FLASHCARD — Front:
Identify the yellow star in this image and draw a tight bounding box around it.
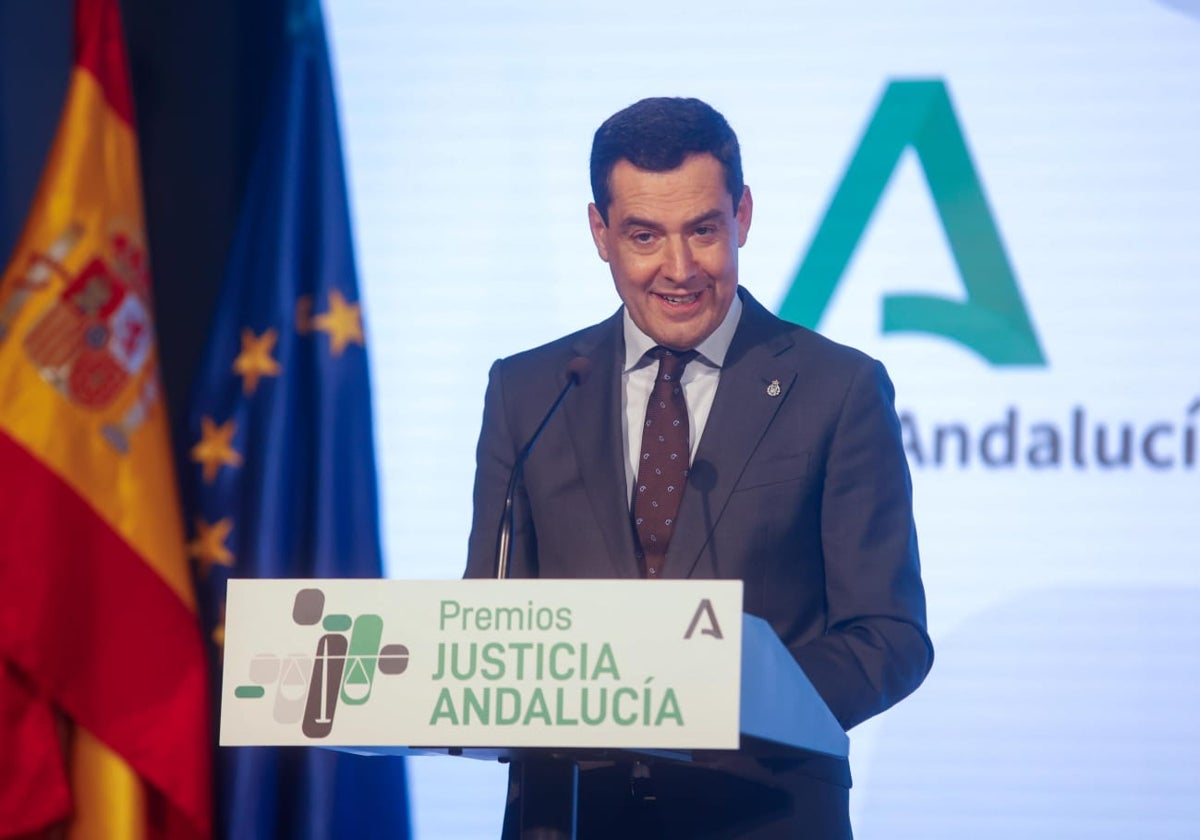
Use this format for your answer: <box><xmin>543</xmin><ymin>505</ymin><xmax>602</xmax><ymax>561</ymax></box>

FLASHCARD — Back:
<box><xmin>188</xmin><ymin>516</ymin><xmax>235</xmax><ymax>577</ymax></box>
<box><xmin>212</xmin><ymin>604</ymin><xmax>226</xmax><ymax>650</ymax></box>
<box><xmin>312</xmin><ymin>290</ymin><xmax>364</xmax><ymax>357</ymax></box>
<box><xmin>232</xmin><ymin>328</ymin><xmax>282</xmax><ymax>395</ymax></box>
<box><xmin>190</xmin><ymin>416</ymin><xmax>243</xmax><ymax>483</ymax></box>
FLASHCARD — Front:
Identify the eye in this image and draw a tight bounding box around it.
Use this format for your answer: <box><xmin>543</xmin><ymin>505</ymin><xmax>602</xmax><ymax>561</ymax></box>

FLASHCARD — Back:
<box><xmin>631</xmin><ymin>231</ymin><xmax>656</xmax><ymax>246</ymax></box>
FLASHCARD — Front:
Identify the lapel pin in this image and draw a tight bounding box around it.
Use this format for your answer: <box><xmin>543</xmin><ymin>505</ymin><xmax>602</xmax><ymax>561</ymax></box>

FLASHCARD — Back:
<box><xmin>766</xmin><ymin>379</ymin><xmax>781</xmax><ymax>398</ymax></box>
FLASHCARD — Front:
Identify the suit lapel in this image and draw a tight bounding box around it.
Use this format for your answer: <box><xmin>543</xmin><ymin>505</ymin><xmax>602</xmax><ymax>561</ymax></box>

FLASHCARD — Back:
<box><xmin>564</xmin><ymin>311</ymin><xmax>641</xmax><ymax>577</ymax></box>
<box><xmin>666</xmin><ymin>291</ymin><xmax>797</xmax><ymax>579</ymax></box>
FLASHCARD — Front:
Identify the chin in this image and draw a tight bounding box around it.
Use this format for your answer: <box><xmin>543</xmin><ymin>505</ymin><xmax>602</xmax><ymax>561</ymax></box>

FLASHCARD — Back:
<box><xmin>656</xmin><ymin>327</ymin><xmax>707</xmax><ymax>351</ymax></box>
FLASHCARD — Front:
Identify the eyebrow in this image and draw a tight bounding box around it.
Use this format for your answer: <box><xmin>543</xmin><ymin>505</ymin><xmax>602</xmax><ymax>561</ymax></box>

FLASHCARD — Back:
<box><xmin>619</xmin><ymin>209</ymin><xmax>725</xmax><ymax>231</ymax></box>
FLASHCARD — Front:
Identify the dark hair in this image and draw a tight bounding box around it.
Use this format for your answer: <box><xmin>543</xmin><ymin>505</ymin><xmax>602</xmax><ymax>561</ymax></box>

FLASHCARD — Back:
<box><xmin>589</xmin><ymin>97</ymin><xmax>743</xmax><ymax>224</ymax></box>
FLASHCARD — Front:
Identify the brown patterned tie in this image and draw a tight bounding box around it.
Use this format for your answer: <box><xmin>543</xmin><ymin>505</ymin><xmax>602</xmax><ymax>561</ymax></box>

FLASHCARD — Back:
<box><xmin>632</xmin><ymin>347</ymin><xmax>696</xmax><ymax>578</ymax></box>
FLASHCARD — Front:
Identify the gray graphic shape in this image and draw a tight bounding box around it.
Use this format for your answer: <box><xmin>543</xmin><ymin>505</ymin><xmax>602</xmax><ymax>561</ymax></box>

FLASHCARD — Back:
<box><xmin>378</xmin><ymin>643</ymin><xmax>409</xmax><ymax>675</ymax></box>
<box><xmin>272</xmin><ymin>654</ymin><xmax>312</xmax><ymax>724</ymax></box>
<box><xmin>293</xmin><ymin>588</ymin><xmax>325</xmax><ymax>624</ymax></box>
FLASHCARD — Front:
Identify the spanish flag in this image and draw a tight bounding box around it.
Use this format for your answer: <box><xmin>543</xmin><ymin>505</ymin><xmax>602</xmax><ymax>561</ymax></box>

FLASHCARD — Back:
<box><xmin>0</xmin><ymin>0</ymin><xmax>211</xmax><ymax>837</ymax></box>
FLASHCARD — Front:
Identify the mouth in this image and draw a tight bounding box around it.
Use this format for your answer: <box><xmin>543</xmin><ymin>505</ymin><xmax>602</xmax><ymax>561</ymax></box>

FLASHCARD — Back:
<box><xmin>655</xmin><ymin>291</ymin><xmax>701</xmax><ymax>306</ymax></box>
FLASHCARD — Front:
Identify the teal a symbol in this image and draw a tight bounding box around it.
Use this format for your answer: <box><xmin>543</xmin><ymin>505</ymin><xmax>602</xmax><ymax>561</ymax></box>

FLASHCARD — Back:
<box><xmin>778</xmin><ymin>80</ymin><xmax>1047</xmax><ymax>366</ymax></box>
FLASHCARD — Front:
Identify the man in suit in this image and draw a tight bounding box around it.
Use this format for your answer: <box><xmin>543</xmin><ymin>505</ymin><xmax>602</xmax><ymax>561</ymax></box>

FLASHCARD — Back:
<box><xmin>465</xmin><ymin>97</ymin><xmax>932</xmax><ymax>838</ymax></box>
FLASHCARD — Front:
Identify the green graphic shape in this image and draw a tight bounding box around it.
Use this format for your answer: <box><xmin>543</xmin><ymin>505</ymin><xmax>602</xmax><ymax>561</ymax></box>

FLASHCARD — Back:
<box><xmin>323</xmin><ymin>613</ymin><xmax>353</xmax><ymax>632</ymax></box>
<box><xmin>340</xmin><ymin>614</ymin><xmax>384</xmax><ymax>706</ymax></box>
<box><xmin>777</xmin><ymin>79</ymin><xmax>1046</xmax><ymax>366</ymax></box>
<box><xmin>234</xmin><ymin>685</ymin><xmax>266</xmax><ymax>699</ymax></box>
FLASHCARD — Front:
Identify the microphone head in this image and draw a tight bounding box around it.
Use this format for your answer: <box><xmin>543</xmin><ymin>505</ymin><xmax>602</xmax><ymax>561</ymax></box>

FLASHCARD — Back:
<box><xmin>565</xmin><ymin>356</ymin><xmax>592</xmax><ymax>385</ymax></box>
<box><xmin>688</xmin><ymin>458</ymin><xmax>718</xmax><ymax>492</ymax></box>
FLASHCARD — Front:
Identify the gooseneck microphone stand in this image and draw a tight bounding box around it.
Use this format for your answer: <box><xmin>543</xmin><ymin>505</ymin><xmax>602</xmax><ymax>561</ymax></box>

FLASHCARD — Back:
<box><xmin>492</xmin><ymin>357</ymin><xmax>591</xmax><ymax>839</ymax></box>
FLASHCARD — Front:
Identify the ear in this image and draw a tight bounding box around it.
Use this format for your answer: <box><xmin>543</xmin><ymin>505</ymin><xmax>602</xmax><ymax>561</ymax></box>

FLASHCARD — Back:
<box><xmin>735</xmin><ymin>186</ymin><xmax>753</xmax><ymax>247</ymax></box>
<box><xmin>587</xmin><ymin>203</ymin><xmax>611</xmax><ymax>263</ymax></box>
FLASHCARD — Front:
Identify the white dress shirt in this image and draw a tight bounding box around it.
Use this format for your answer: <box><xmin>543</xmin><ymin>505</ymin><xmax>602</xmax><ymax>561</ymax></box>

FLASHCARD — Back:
<box><xmin>620</xmin><ymin>293</ymin><xmax>743</xmax><ymax>504</ymax></box>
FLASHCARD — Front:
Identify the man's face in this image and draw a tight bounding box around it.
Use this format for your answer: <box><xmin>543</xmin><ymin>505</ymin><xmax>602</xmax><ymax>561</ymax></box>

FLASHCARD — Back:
<box><xmin>588</xmin><ymin>153</ymin><xmax>752</xmax><ymax>351</ymax></box>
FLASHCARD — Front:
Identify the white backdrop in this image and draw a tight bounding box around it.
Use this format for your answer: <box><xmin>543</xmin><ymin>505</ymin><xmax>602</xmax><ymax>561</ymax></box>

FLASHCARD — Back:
<box><xmin>324</xmin><ymin>1</ymin><xmax>1200</xmax><ymax>836</ymax></box>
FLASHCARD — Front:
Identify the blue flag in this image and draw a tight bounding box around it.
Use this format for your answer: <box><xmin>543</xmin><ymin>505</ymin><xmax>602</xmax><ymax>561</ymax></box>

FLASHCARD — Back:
<box><xmin>181</xmin><ymin>1</ymin><xmax>411</xmax><ymax>837</ymax></box>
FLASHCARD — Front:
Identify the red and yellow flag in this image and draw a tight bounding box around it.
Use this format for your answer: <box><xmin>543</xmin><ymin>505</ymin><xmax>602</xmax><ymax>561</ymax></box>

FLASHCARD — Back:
<box><xmin>0</xmin><ymin>1</ymin><xmax>211</xmax><ymax>837</ymax></box>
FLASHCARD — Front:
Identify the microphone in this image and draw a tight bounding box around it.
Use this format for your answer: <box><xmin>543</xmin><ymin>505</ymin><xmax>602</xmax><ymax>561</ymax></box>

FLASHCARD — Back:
<box><xmin>495</xmin><ymin>357</ymin><xmax>592</xmax><ymax>579</ymax></box>
<box><xmin>687</xmin><ymin>458</ymin><xmax>720</xmax><ymax>574</ymax></box>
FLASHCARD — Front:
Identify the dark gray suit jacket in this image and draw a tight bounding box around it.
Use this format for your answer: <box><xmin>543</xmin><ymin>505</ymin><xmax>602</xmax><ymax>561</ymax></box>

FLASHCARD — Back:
<box><xmin>465</xmin><ymin>288</ymin><xmax>932</xmax><ymax>837</ymax></box>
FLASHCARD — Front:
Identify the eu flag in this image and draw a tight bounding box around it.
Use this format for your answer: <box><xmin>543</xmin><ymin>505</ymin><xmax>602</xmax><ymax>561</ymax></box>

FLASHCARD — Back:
<box><xmin>180</xmin><ymin>1</ymin><xmax>411</xmax><ymax>837</ymax></box>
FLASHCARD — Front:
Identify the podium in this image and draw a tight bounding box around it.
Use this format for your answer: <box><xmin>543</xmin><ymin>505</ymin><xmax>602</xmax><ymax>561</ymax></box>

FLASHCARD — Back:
<box><xmin>220</xmin><ymin>579</ymin><xmax>847</xmax><ymax>837</ymax></box>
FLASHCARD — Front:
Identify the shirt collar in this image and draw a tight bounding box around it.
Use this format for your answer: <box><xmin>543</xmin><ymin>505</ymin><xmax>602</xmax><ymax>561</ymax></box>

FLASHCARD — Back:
<box><xmin>622</xmin><ymin>291</ymin><xmax>743</xmax><ymax>373</ymax></box>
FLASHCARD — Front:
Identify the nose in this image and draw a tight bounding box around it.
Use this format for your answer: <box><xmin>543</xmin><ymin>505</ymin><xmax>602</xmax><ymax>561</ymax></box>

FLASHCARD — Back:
<box><xmin>662</xmin><ymin>237</ymin><xmax>697</xmax><ymax>283</ymax></box>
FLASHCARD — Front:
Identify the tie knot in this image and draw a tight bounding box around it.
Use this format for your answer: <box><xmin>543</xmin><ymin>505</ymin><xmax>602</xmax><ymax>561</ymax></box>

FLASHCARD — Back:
<box><xmin>651</xmin><ymin>347</ymin><xmax>697</xmax><ymax>381</ymax></box>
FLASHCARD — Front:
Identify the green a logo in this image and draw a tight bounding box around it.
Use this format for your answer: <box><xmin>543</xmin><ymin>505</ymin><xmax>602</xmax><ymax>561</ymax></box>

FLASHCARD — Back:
<box><xmin>778</xmin><ymin>80</ymin><xmax>1046</xmax><ymax>366</ymax></box>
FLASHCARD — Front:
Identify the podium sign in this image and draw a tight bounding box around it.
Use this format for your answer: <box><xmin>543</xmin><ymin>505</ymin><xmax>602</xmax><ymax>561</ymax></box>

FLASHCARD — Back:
<box><xmin>220</xmin><ymin>579</ymin><xmax>743</xmax><ymax>750</ymax></box>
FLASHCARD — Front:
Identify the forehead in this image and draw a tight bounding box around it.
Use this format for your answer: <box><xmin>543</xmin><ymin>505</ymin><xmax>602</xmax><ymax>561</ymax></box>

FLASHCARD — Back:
<box><xmin>607</xmin><ymin>154</ymin><xmax>733</xmax><ymax>223</ymax></box>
